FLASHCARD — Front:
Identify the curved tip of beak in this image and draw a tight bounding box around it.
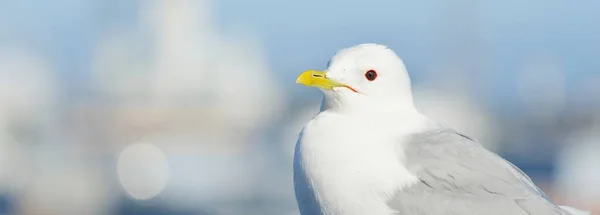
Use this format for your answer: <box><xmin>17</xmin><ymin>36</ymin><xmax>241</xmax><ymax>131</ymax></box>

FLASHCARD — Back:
<box><xmin>296</xmin><ymin>70</ymin><xmax>325</xmax><ymax>86</ymax></box>
<box><xmin>295</xmin><ymin>70</ymin><xmax>357</xmax><ymax>93</ymax></box>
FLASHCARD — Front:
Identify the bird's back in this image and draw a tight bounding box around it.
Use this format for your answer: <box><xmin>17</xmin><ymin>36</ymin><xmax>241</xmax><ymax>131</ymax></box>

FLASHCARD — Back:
<box><xmin>388</xmin><ymin>129</ymin><xmax>574</xmax><ymax>215</ymax></box>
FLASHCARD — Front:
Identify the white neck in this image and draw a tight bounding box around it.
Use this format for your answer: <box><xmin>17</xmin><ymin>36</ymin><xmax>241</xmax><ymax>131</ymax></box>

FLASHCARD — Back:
<box><xmin>296</xmin><ymin>96</ymin><xmax>433</xmax><ymax>215</ymax></box>
<box><xmin>320</xmin><ymin>89</ymin><xmax>418</xmax><ymax>116</ymax></box>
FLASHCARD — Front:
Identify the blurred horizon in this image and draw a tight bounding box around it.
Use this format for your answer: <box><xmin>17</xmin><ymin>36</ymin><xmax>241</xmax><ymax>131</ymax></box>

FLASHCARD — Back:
<box><xmin>0</xmin><ymin>0</ymin><xmax>599</xmax><ymax>214</ymax></box>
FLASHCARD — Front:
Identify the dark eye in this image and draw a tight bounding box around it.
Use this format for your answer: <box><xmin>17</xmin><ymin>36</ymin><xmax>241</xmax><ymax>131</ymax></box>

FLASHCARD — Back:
<box><xmin>365</xmin><ymin>70</ymin><xmax>377</xmax><ymax>81</ymax></box>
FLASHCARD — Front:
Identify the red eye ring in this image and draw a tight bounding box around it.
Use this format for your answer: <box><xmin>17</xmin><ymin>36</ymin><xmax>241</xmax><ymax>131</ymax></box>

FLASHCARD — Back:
<box><xmin>365</xmin><ymin>70</ymin><xmax>377</xmax><ymax>81</ymax></box>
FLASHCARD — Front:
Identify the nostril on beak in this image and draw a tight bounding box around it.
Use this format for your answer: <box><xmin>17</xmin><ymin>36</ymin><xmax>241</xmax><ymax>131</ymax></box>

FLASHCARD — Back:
<box><xmin>312</xmin><ymin>74</ymin><xmax>323</xmax><ymax>78</ymax></box>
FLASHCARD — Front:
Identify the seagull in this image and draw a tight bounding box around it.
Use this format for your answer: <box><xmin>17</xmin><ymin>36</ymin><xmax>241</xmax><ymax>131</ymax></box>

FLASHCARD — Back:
<box><xmin>293</xmin><ymin>43</ymin><xmax>590</xmax><ymax>215</ymax></box>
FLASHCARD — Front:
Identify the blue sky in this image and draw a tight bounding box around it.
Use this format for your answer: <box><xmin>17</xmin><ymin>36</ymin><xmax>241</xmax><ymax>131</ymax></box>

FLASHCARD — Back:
<box><xmin>2</xmin><ymin>0</ymin><xmax>599</xmax><ymax>106</ymax></box>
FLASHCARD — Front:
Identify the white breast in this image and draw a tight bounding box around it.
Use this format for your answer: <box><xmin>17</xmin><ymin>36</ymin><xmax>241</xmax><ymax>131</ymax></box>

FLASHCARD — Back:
<box><xmin>294</xmin><ymin>111</ymin><xmax>424</xmax><ymax>215</ymax></box>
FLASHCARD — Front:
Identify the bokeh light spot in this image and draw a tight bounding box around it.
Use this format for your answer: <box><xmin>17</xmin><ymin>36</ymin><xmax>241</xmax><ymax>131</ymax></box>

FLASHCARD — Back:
<box><xmin>117</xmin><ymin>143</ymin><xmax>170</xmax><ymax>200</ymax></box>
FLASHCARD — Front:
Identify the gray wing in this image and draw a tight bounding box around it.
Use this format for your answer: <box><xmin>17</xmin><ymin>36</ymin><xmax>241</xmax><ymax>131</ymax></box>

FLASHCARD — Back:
<box><xmin>388</xmin><ymin>129</ymin><xmax>572</xmax><ymax>215</ymax></box>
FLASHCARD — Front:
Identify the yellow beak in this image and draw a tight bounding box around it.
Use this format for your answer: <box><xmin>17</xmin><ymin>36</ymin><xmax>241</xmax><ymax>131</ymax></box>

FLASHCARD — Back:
<box><xmin>296</xmin><ymin>70</ymin><xmax>346</xmax><ymax>91</ymax></box>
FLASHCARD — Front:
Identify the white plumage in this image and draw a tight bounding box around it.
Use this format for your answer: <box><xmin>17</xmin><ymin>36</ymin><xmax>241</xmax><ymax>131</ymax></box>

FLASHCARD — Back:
<box><xmin>293</xmin><ymin>44</ymin><xmax>590</xmax><ymax>215</ymax></box>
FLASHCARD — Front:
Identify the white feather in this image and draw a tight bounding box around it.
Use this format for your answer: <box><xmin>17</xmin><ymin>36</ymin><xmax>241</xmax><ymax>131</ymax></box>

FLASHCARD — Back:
<box><xmin>296</xmin><ymin>110</ymin><xmax>434</xmax><ymax>215</ymax></box>
<box><xmin>293</xmin><ymin>43</ymin><xmax>590</xmax><ymax>215</ymax></box>
<box><xmin>294</xmin><ymin>44</ymin><xmax>438</xmax><ymax>215</ymax></box>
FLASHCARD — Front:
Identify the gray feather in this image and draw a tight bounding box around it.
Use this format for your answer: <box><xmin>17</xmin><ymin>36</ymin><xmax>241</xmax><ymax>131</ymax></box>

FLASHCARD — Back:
<box><xmin>388</xmin><ymin>129</ymin><xmax>575</xmax><ymax>215</ymax></box>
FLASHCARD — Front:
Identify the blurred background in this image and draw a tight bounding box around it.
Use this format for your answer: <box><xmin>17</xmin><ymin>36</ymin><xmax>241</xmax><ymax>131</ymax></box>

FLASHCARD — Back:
<box><xmin>0</xmin><ymin>0</ymin><xmax>599</xmax><ymax>214</ymax></box>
